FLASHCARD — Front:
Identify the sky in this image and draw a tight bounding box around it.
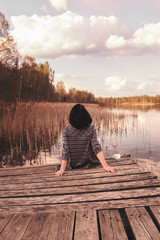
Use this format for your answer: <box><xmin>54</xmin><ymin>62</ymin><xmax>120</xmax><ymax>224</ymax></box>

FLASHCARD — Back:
<box><xmin>1</xmin><ymin>0</ymin><xmax>160</xmax><ymax>97</ymax></box>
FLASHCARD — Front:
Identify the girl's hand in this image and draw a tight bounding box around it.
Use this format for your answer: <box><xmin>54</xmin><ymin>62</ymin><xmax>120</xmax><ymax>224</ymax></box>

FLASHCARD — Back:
<box><xmin>105</xmin><ymin>166</ymin><xmax>116</xmax><ymax>173</ymax></box>
<box><xmin>54</xmin><ymin>170</ymin><xmax>64</xmax><ymax>177</ymax></box>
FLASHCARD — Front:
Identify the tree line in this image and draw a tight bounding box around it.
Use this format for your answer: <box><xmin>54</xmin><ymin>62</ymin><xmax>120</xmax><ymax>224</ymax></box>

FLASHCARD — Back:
<box><xmin>96</xmin><ymin>95</ymin><xmax>160</xmax><ymax>105</ymax></box>
<box><xmin>0</xmin><ymin>12</ymin><xmax>160</xmax><ymax>105</ymax></box>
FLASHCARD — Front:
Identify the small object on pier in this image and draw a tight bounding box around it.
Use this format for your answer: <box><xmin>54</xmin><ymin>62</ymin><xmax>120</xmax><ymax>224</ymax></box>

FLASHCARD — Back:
<box><xmin>112</xmin><ymin>153</ymin><xmax>121</xmax><ymax>159</ymax></box>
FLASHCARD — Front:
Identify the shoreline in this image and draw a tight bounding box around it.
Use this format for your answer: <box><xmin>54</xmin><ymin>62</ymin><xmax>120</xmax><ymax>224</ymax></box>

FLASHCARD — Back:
<box><xmin>120</xmin><ymin>102</ymin><xmax>159</xmax><ymax>106</ymax></box>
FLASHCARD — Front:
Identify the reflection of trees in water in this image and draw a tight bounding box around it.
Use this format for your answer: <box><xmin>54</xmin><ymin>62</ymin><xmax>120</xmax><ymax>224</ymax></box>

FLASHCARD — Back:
<box><xmin>117</xmin><ymin>104</ymin><xmax>160</xmax><ymax>112</ymax></box>
<box><xmin>0</xmin><ymin>103</ymin><xmax>138</xmax><ymax>167</ymax></box>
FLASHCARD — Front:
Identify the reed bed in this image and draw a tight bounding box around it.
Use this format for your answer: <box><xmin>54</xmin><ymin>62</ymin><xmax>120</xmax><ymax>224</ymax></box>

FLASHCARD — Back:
<box><xmin>0</xmin><ymin>102</ymin><xmax>136</xmax><ymax>167</ymax></box>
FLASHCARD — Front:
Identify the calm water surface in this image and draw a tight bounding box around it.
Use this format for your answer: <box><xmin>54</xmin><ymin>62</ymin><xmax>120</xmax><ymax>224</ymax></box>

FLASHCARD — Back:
<box><xmin>100</xmin><ymin>106</ymin><xmax>160</xmax><ymax>178</ymax></box>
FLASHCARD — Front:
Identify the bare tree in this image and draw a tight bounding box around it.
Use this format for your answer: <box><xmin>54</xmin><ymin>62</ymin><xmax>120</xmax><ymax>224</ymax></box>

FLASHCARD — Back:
<box><xmin>0</xmin><ymin>12</ymin><xmax>9</xmax><ymax>37</ymax></box>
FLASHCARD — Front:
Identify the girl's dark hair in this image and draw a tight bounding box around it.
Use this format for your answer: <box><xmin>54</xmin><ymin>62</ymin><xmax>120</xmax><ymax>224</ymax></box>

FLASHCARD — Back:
<box><xmin>69</xmin><ymin>104</ymin><xmax>92</xmax><ymax>129</ymax></box>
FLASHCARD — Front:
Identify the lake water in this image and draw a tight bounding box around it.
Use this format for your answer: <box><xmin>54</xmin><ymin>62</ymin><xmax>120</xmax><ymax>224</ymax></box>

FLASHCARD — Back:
<box><xmin>1</xmin><ymin>103</ymin><xmax>160</xmax><ymax>178</ymax></box>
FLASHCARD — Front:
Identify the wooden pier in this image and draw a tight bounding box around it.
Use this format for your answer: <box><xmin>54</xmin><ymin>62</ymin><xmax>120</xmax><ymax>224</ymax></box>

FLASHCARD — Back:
<box><xmin>0</xmin><ymin>157</ymin><xmax>160</xmax><ymax>239</ymax></box>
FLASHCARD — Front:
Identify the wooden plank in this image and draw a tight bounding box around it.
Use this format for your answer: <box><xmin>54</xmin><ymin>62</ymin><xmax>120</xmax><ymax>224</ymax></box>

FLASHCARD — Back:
<box><xmin>0</xmin><ymin>164</ymin><xmax>140</xmax><ymax>181</ymax></box>
<box><xmin>0</xmin><ymin>187</ymin><xmax>160</xmax><ymax>207</ymax></box>
<box><xmin>0</xmin><ymin>172</ymin><xmax>156</xmax><ymax>191</ymax></box>
<box><xmin>0</xmin><ymin>213</ymin><xmax>33</xmax><ymax>240</ymax></box>
<box><xmin>149</xmin><ymin>205</ymin><xmax>160</xmax><ymax>228</ymax></box>
<box><xmin>21</xmin><ymin>212</ymin><xmax>49</xmax><ymax>240</ymax></box>
<box><xmin>74</xmin><ymin>210</ymin><xmax>99</xmax><ymax>240</ymax></box>
<box><xmin>0</xmin><ymin>167</ymin><xmax>147</xmax><ymax>184</ymax></box>
<box><xmin>0</xmin><ymin>214</ymin><xmax>13</xmax><ymax>233</ymax></box>
<box><xmin>1</xmin><ymin>179</ymin><xmax>160</xmax><ymax>198</ymax></box>
<box><xmin>36</xmin><ymin>213</ymin><xmax>55</xmax><ymax>240</ymax></box>
<box><xmin>0</xmin><ymin>158</ymin><xmax>136</xmax><ymax>177</ymax></box>
<box><xmin>0</xmin><ymin>196</ymin><xmax>160</xmax><ymax>213</ymax></box>
<box><xmin>125</xmin><ymin>207</ymin><xmax>160</xmax><ymax>240</ymax></box>
<box><xmin>98</xmin><ymin>209</ymin><xmax>128</xmax><ymax>240</ymax></box>
<box><xmin>137</xmin><ymin>207</ymin><xmax>160</xmax><ymax>239</ymax></box>
<box><xmin>125</xmin><ymin>208</ymin><xmax>150</xmax><ymax>240</ymax></box>
<box><xmin>0</xmin><ymin>165</ymin><xmax>57</xmax><ymax>176</ymax></box>
<box><xmin>39</xmin><ymin>211</ymin><xmax>75</xmax><ymax>240</ymax></box>
<box><xmin>0</xmin><ymin>167</ymin><xmax>141</xmax><ymax>185</ymax></box>
<box><xmin>0</xmin><ymin>170</ymin><xmax>154</xmax><ymax>190</ymax></box>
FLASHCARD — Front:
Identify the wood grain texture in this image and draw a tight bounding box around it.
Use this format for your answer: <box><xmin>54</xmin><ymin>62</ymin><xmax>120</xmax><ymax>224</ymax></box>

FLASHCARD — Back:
<box><xmin>0</xmin><ymin>168</ymin><xmax>150</xmax><ymax>186</ymax></box>
<box><xmin>98</xmin><ymin>209</ymin><xmax>128</xmax><ymax>240</ymax></box>
<box><xmin>1</xmin><ymin>187</ymin><xmax>160</xmax><ymax>207</ymax></box>
<box><xmin>0</xmin><ymin>165</ymin><xmax>142</xmax><ymax>185</ymax></box>
<box><xmin>0</xmin><ymin>172</ymin><xmax>156</xmax><ymax>191</ymax></box>
<box><xmin>45</xmin><ymin>211</ymin><xmax>75</xmax><ymax>240</ymax></box>
<box><xmin>125</xmin><ymin>207</ymin><xmax>160</xmax><ymax>240</ymax></box>
<box><xmin>21</xmin><ymin>212</ymin><xmax>49</xmax><ymax>240</ymax></box>
<box><xmin>1</xmin><ymin>179</ymin><xmax>159</xmax><ymax>198</ymax></box>
<box><xmin>0</xmin><ymin>213</ymin><xmax>33</xmax><ymax>240</ymax></box>
<box><xmin>149</xmin><ymin>205</ymin><xmax>160</xmax><ymax>228</ymax></box>
<box><xmin>0</xmin><ymin>158</ymin><xmax>160</xmax><ymax>239</ymax></box>
<box><xmin>0</xmin><ymin>163</ymin><xmax>138</xmax><ymax>178</ymax></box>
<box><xmin>74</xmin><ymin>210</ymin><xmax>99</xmax><ymax>240</ymax></box>
<box><xmin>0</xmin><ymin>214</ymin><xmax>13</xmax><ymax>233</ymax></box>
<box><xmin>0</xmin><ymin>197</ymin><xmax>160</xmax><ymax>214</ymax></box>
<box><xmin>0</xmin><ymin>158</ymin><xmax>136</xmax><ymax>176</ymax></box>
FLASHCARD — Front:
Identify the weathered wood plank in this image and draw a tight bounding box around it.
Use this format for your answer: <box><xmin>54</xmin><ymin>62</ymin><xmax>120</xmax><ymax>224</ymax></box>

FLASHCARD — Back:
<box><xmin>74</xmin><ymin>210</ymin><xmax>99</xmax><ymax>240</ymax></box>
<box><xmin>0</xmin><ymin>170</ymin><xmax>156</xmax><ymax>190</ymax></box>
<box><xmin>21</xmin><ymin>212</ymin><xmax>49</xmax><ymax>240</ymax></box>
<box><xmin>0</xmin><ymin>158</ymin><xmax>136</xmax><ymax>177</ymax></box>
<box><xmin>0</xmin><ymin>196</ymin><xmax>160</xmax><ymax>213</ymax></box>
<box><xmin>0</xmin><ymin>187</ymin><xmax>160</xmax><ymax>206</ymax></box>
<box><xmin>125</xmin><ymin>207</ymin><xmax>160</xmax><ymax>240</ymax></box>
<box><xmin>0</xmin><ymin>172</ymin><xmax>157</xmax><ymax>191</ymax></box>
<box><xmin>0</xmin><ymin>168</ymin><xmax>146</xmax><ymax>184</ymax></box>
<box><xmin>21</xmin><ymin>211</ymin><xmax>75</xmax><ymax>240</ymax></box>
<box><xmin>0</xmin><ymin>213</ymin><xmax>33</xmax><ymax>240</ymax></box>
<box><xmin>149</xmin><ymin>205</ymin><xmax>160</xmax><ymax>228</ymax></box>
<box><xmin>0</xmin><ymin>214</ymin><xmax>13</xmax><ymax>233</ymax></box>
<box><xmin>0</xmin><ymin>164</ymin><xmax>57</xmax><ymax>175</ymax></box>
<box><xmin>125</xmin><ymin>208</ymin><xmax>150</xmax><ymax>240</ymax></box>
<box><xmin>0</xmin><ymin>164</ymin><xmax>143</xmax><ymax>183</ymax></box>
<box><xmin>36</xmin><ymin>212</ymin><xmax>55</xmax><ymax>240</ymax></box>
<box><xmin>0</xmin><ymin>164</ymin><xmax>140</xmax><ymax>181</ymax></box>
<box><xmin>98</xmin><ymin>209</ymin><xmax>128</xmax><ymax>240</ymax></box>
<box><xmin>137</xmin><ymin>207</ymin><xmax>160</xmax><ymax>239</ymax></box>
<box><xmin>40</xmin><ymin>211</ymin><xmax>75</xmax><ymax>240</ymax></box>
<box><xmin>1</xmin><ymin>179</ymin><xmax>159</xmax><ymax>198</ymax></box>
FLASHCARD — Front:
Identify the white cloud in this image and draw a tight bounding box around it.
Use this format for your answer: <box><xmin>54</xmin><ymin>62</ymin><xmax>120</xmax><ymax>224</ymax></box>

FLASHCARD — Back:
<box><xmin>105</xmin><ymin>35</ymin><xmax>126</xmax><ymax>49</ymax></box>
<box><xmin>49</xmin><ymin>0</ymin><xmax>67</xmax><ymax>10</ymax></box>
<box><xmin>10</xmin><ymin>12</ymin><xmax>130</xmax><ymax>58</ymax></box>
<box><xmin>137</xmin><ymin>77</ymin><xmax>160</xmax><ymax>95</ymax></box>
<box><xmin>132</xmin><ymin>23</ymin><xmax>160</xmax><ymax>47</ymax></box>
<box><xmin>10</xmin><ymin>11</ymin><xmax>160</xmax><ymax>59</ymax></box>
<box><xmin>105</xmin><ymin>76</ymin><xmax>127</xmax><ymax>91</ymax></box>
<box><xmin>137</xmin><ymin>82</ymin><xmax>149</xmax><ymax>90</ymax></box>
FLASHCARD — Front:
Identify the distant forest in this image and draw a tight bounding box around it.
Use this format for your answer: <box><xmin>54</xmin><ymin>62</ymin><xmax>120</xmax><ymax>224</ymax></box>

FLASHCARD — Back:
<box><xmin>1</xmin><ymin>12</ymin><xmax>160</xmax><ymax>105</ymax></box>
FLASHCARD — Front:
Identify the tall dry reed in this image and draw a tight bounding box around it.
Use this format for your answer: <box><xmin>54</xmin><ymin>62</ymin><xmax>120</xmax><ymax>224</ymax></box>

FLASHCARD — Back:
<box><xmin>0</xmin><ymin>102</ymin><xmax>136</xmax><ymax>166</ymax></box>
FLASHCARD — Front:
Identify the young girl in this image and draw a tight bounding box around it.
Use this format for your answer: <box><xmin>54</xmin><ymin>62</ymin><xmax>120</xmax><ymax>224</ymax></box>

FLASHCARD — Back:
<box><xmin>55</xmin><ymin>104</ymin><xmax>116</xmax><ymax>177</ymax></box>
